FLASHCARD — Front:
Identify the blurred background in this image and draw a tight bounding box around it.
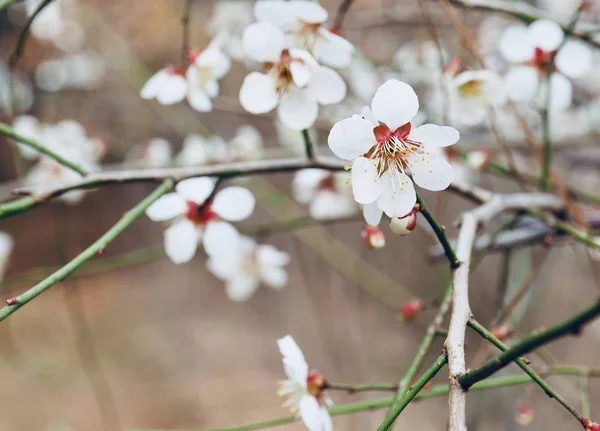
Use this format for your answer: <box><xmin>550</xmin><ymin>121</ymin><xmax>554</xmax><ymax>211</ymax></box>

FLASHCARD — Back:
<box><xmin>0</xmin><ymin>0</ymin><xmax>599</xmax><ymax>430</ymax></box>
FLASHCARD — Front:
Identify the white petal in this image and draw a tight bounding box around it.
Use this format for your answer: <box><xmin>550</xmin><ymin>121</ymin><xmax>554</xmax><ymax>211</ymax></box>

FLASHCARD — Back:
<box><xmin>164</xmin><ymin>220</ymin><xmax>199</xmax><ymax>264</ymax></box>
<box><xmin>504</xmin><ymin>66</ymin><xmax>540</xmax><ymax>103</ymax></box>
<box><xmin>376</xmin><ymin>173</ymin><xmax>416</xmax><ymax>218</ymax></box>
<box><xmin>187</xmin><ymin>88</ymin><xmax>213</xmax><ymax>112</ymax></box>
<box><xmin>409</xmin><ymin>124</ymin><xmax>460</xmax><ymax>148</ymax></box>
<box><xmin>207</xmin><ymin>254</ymin><xmax>238</xmax><ymax>280</ymax></box>
<box><xmin>176</xmin><ymin>177</ymin><xmax>215</xmax><ymax>204</ymax></box>
<box><xmin>257</xmin><ymin>245</ymin><xmax>291</xmax><ymax>266</ymax></box>
<box><xmin>212</xmin><ymin>186</ymin><xmax>255</xmax><ymax>221</ymax></box>
<box><xmin>313</xmin><ymin>29</ymin><xmax>354</xmax><ymax>68</ymax></box>
<box><xmin>146</xmin><ymin>193</ymin><xmax>187</xmax><ymax>221</ymax></box>
<box><xmin>140</xmin><ymin>69</ymin><xmax>168</xmax><ymax>99</ymax></box>
<box><xmin>288</xmin><ymin>1</ymin><xmax>328</xmax><ymax>23</ymax></box>
<box><xmin>320</xmin><ymin>406</ymin><xmax>333</xmax><ymax>431</ymax></box>
<box><xmin>261</xmin><ymin>265</ymin><xmax>288</xmax><ymax>289</ymax></box>
<box><xmin>360</xmin><ymin>106</ymin><xmax>378</xmax><ymax>126</ymax></box>
<box><xmin>528</xmin><ymin>19</ymin><xmax>563</xmax><ymax>52</ymax></box>
<box><xmin>306</xmin><ymin>66</ymin><xmax>347</xmax><ymax>105</ymax></box>
<box><xmin>203</xmin><ymin>221</ymin><xmax>240</xmax><ymax>256</ymax></box>
<box><xmin>299</xmin><ymin>395</ymin><xmax>324</xmax><ymax>431</ymax></box>
<box><xmin>547</xmin><ymin>72</ymin><xmax>573</xmax><ymax>111</ymax></box>
<box><xmin>309</xmin><ymin>191</ymin><xmax>357</xmax><ymax>220</ymax></box>
<box><xmin>290</xmin><ymin>60</ymin><xmax>312</xmax><ymax>88</ymax></box>
<box><xmin>277</xmin><ymin>335</ymin><xmax>309</xmax><ymax>384</ymax></box>
<box><xmin>498</xmin><ymin>26</ymin><xmax>534</xmax><ymax>63</ymax></box>
<box><xmin>254</xmin><ymin>0</ymin><xmax>294</xmax><ymax>27</ymax></box>
<box><xmin>157</xmin><ymin>74</ymin><xmax>188</xmax><ymax>105</ymax></box>
<box><xmin>277</xmin><ymin>90</ymin><xmax>318</xmax><ymax>130</ymax></box>
<box><xmin>292</xmin><ymin>169</ymin><xmax>329</xmax><ymax>203</ymax></box>
<box><xmin>371</xmin><ymin>79</ymin><xmax>419</xmax><ymax>130</ymax></box>
<box><xmin>242</xmin><ymin>21</ymin><xmax>285</xmax><ymax>63</ymax></box>
<box><xmin>240</xmin><ymin>72</ymin><xmax>279</xmax><ymax>114</ymax></box>
<box><xmin>363</xmin><ymin>202</ymin><xmax>383</xmax><ymax>226</ymax></box>
<box><xmin>327</xmin><ymin>116</ymin><xmax>377</xmax><ymax>160</ymax></box>
<box><xmin>195</xmin><ymin>48</ymin><xmax>231</xmax><ymax>79</ymax></box>
<box><xmin>351</xmin><ymin>157</ymin><xmax>382</xmax><ymax>204</ymax></box>
<box><xmin>555</xmin><ymin>40</ymin><xmax>592</xmax><ymax>79</ymax></box>
<box><xmin>226</xmin><ymin>274</ymin><xmax>260</xmax><ymax>302</ymax></box>
<box><xmin>409</xmin><ymin>156</ymin><xmax>454</xmax><ymax>191</ymax></box>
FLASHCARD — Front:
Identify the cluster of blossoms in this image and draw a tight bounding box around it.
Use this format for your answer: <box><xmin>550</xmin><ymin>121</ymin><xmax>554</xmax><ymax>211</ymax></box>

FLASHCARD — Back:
<box><xmin>12</xmin><ymin>116</ymin><xmax>105</xmax><ymax>204</ymax></box>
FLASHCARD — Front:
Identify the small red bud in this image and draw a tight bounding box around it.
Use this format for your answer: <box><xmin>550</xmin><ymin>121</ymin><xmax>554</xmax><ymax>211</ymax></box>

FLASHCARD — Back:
<box><xmin>5</xmin><ymin>297</ymin><xmax>18</xmax><ymax>305</ymax></box>
<box><xmin>399</xmin><ymin>299</ymin><xmax>424</xmax><ymax>321</ymax></box>
<box><xmin>515</xmin><ymin>402</ymin><xmax>534</xmax><ymax>426</ymax></box>
<box><xmin>490</xmin><ymin>324</ymin><xmax>514</xmax><ymax>341</ymax></box>
<box><xmin>584</xmin><ymin>419</ymin><xmax>600</xmax><ymax>431</ymax></box>
<box><xmin>390</xmin><ymin>208</ymin><xmax>418</xmax><ymax>236</ymax></box>
<box><xmin>97</xmin><ymin>248</ymin><xmax>104</xmax><ymax>255</ymax></box>
<box><xmin>361</xmin><ymin>225</ymin><xmax>385</xmax><ymax>249</ymax></box>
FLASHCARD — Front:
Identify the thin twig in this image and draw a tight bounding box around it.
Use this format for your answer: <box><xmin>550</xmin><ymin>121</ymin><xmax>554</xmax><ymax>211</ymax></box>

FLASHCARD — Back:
<box><xmin>417</xmin><ymin>193</ymin><xmax>461</xmax><ymax>268</ymax></box>
<box><xmin>301</xmin><ymin>129</ymin><xmax>316</xmax><ymax>160</ymax></box>
<box><xmin>332</xmin><ymin>0</ymin><xmax>356</xmax><ymax>30</ymax></box>
<box><xmin>181</xmin><ymin>0</ymin><xmax>193</xmax><ymax>62</ymax></box>
<box><xmin>9</xmin><ymin>0</ymin><xmax>55</xmax><ymax>68</ymax></box>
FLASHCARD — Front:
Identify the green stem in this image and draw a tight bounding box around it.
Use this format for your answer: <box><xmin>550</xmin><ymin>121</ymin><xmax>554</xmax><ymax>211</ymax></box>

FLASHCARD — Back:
<box><xmin>325</xmin><ymin>382</ymin><xmax>398</xmax><ymax>392</ymax></box>
<box><xmin>0</xmin><ymin>0</ymin><xmax>18</xmax><ymax>12</ymax></box>
<box><xmin>540</xmin><ymin>76</ymin><xmax>552</xmax><ymax>190</ymax></box>
<box><xmin>0</xmin><ymin>196</ymin><xmax>36</xmax><ymax>219</ymax></box>
<box><xmin>0</xmin><ymin>180</ymin><xmax>174</xmax><ymax>322</ymax></box>
<box><xmin>527</xmin><ymin>209</ymin><xmax>600</xmax><ymax>252</ymax></box>
<box><xmin>580</xmin><ymin>375</ymin><xmax>590</xmax><ymax>418</ymax></box>
<box><xmin>417</xmin><ymin>193</ymin><xmax>460</xmax><ymax>268</ymax></box>
<box><xmin>301</xmin><ymin>129</ymin><xmax>315</xmax><ymax>160</ymax></box>
<box><xmin>376</xmin><ymin>353</ymin><xmax>448</xmax><ymax>431</ymax></box>
<box><xmin>0</xmin><ymin>123</ymin><xmax>88</xmax><ymax>175</ymax></box>
<box><xmin>466</xmin><ymin>318</ymin><xmax>589</xmax><ymax>424</ymax></box>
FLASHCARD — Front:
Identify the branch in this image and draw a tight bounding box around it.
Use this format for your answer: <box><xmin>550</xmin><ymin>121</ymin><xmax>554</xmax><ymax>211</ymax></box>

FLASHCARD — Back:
<box><xmin>181</xmin><ymin>0</ymin><xmax>193</xmax><ymax>62</ymax></box>
<box><xmin>462</xmin><ymin>304</ymin><xmax>600</xmax><ymax>388</ymax></box>
<box><xmin>0</xmin><ymin>123</ymin><xmax>89</xmax><ymax>176</ymax></box>
<box><xmin>0</xmin><ymin>179</ymin><xmax>174</xmax><ymax>322</ymax></box>
<box><xmin>301</xmin><ymin>129</ymin><xmax>316</xmax><ymax>160</ymax></box>
<box><xmin>417</xmin><ymin>193</ymin><xmax>461</xmax><ymax>268</ymax></box>
<box><xmin>9</xmin><ymin>0</ymin><xmax>56</xmax><ymax>68</ymax></box>
<box><xmin>0</xmin><ymin>0</ymin><xmax>18</xmax><ymax>12</ymax></box>
<box><xmin>332</xmin><ymin>0</ymin><xmax>356</xmax><ymax>29</ymax></box>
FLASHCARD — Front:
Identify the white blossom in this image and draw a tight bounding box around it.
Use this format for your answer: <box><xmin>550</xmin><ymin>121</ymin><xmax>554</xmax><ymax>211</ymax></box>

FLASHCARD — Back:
<box><xmin>292</xmin><ymin>169</ymin><xmax>357</xmax><ymax>220</ymax></box>
<box><xmin>176</xmin><ymin>134</ymin><xmax>229</xmax><ymax>166</ymax></box>
<box><xmin>208</xmin><ymin>0</ymin><xmax>254</xmax><ymax>61</ymax></box>
<box><xmin>0</xmin><ymin>232</ymin><xmax>13</xmax><ymax>279</ymax></box>
<box><xmin>254</xmin><ymin>0</ymin><xmax>354</xmax><ymax>68</ymax></box>
<box><xmin>393</xmin><ymin>41</ymin><xmax>447</xmax><ymax>86</ymax></box>
<box><xmin>447</xmin><ymin>70</ymin><xmax>506</xmax><ymax>126</ymax></box>
<box><xmin>277</xmin><ymin>335</ymin><xmax>333</xmax><ymax>431</ymax></box>
<box><xmin>498</xmin><ymin>19</ymin><xmax>592</xmax><ymax>111</ymax></box>
<box><xmin>145</xmin><ymin>178</ymin><xmax>255</xmax><ymax>264</ymax></box>
<box><xmin>229</xmin><ymin>125</ymin><xmax>264</xmax><ymax>161</ymax></box>
<box><xmin>239</xmin><ymin>22</ymin><xmax>346</xmax><ymax>130</ymax></box>
<box><xmin>328</xmin><ymin>79</ymin><xmax>459</xmax><ymax>225</ymax></box>
<box><xmin>127</xmin><ymin>138</ymin><xmax>173</xmax><ymax>168</ymax></box>
<box><xmin>208</xmin><ymin>235</ymin><xmax>290</xmax><ymax>301</ymax></box>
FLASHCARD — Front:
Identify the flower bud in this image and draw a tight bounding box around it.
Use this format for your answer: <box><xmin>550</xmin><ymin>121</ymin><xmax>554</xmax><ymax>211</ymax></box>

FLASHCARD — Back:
<box><xmin>399</xmin><ymin>299</ymin><xmax>424</xmax><ymax>320</ymax></box>
<box><xmin>444</xmin><ymin>56</ymin><xmax>464</xmax><ymax>77</ymax></box>
<box><xmin>490</xmin><ymin>324</ymin><xmax>514</xmax><ymax>341</ymax></box>
<box><xmin>515</xmin><ymin>402</ymin><xmax>534</xmax><ymax>426</ymax></box>
<box><xmin>466</xmin><ymin>148</ymin><xmax>494</xmax><ymax>171</ymax></box>
<box><xmin>361</xmin><ymin>225</ymin><xmax>385</xmax><ymax>249</ymax></box>
<box><xmin>584</xmin><ymin>419</ymin><xmax>600</xmax><ymax>431</ymax></box>
<box><xmin>390</xmin><ymin>209</ymin><xmax>417</xmax><ymax>235</ymax></box>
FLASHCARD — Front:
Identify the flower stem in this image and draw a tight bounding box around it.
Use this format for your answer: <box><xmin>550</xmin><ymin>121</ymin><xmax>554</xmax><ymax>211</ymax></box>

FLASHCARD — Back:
<box><xmin>301</xmin><ymin>129</ymin><xmax>315</xmax><ymax>160</ymax></box>
<box><xmin>539</xmin><ymin>76</ymin><xmax>552</xmax><ymax>190</ymax></box>
<box><xmin>0</xmin><ymin>179</ymin><xmax>174</xmax><ymax>322</ymax></box>
<box><xmin>417</xmin><ymin>193</ymin><xmax>460</xmax><ymax>268</ymax></box>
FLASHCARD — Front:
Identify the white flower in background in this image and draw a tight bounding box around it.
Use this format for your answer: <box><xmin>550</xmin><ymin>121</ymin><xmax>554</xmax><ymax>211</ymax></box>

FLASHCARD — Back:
<box><xmin>140</xmin><ymin>47</ymin><xmax>230</xmax><ymax>112</ymax></box>
<box><xmin>393</xmin><ymin>41</ymin><xmax>447</xmax><ymax>86</ymax></box>
<box><xmin>23</xmin><ymin>0</ymin><xmax>84</xmax><ymax>52</ymax></box>
<box><xmin>276</xmin><ymin>121</ymin><xmax>319</xmax><ymax>156</ymax></box>
<box><xmin>176</xmin><ymin>134</ymin><xmax>229</xmax><ymax>166</ymax></box>
<box><xmin>328</xmin><ymin>79</ymin><xmax>459</xmax><ymax>225</ymax></box>
<box><xmin>498</xmin><ymin>19</ymin><xmax>592</xmax><ymax>111</ymax></box>
<box><xmin>277</xmin><ymin>335</ymin><xmax>333</xmax><ymax>431</ymax></box>
<box><xmin>0</xmin><ymin>64</ymin><xmax>33</xmax><ymax>114</ymax></box>
<box><xmin>341</xmin><ymin>53</ymin><xmax>379</xmax><ymax>102</ymax></box>
<box><xmin>254</xmin><ymin>0</ymin><xmax>354</xmax><ymax>68</ymax></box>
<box><xmin>208</xmin><ymin>235</ymin><xmax>290</xmax><ymax>301</ymax></box>
<box><xmin>447</xmin><ymin>69</ymin><xmax>506</xmax><ymax>126</ymax></box>
<box><xmin>0</xmin><ymin>232</ymin><xmax>13</xmax><ymax>279</ymax></box>
<box><xmin>208</xmin><ymin>0</ymin><xmax>254</xmax><ymax>61</ymax></box>
<box><xmin>35</xmin><ymin>51</ymin><xmax>106</xmax><ymax>92</ymax></box>
<box><xmin>293</xmin><ymin>169</ymin><xmax>357</xmax><ymax>220</ymax></box>
<box><xmin>229</xmin><ymin>125</ymin><xmax>264</xmax><ymax>161</ymax></box>
<box><xmin>126</xmin><ymin>138</ymin><xmax>173</xmax><ymax>168</ymax></box>
<box><xmin>239</xmin><ymin>22</ymin><xmax>346</xmax><ymax>130</ymax></box>
<box><xmin>145</xmin><ymin>178</ymin><xmax>255</xmax><ymax>264</ymax></box>
<box><xmin>12</xmin><ymin>115</ymin><xmax>43</xmax><ymax>159</ymax></box>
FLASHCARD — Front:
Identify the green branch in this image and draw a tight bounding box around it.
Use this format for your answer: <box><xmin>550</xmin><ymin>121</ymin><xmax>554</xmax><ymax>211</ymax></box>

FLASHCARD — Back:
<box><xmin>417</xmin><ymin>193</ymin><xmax>460</xmax><ymax>268</ymax></box>
<box><xmin>0</xmin><ymin>0</ymin><xmax>18</xmax><ymax>12</ymax></box>
<box><xmin>0</xmin><ymin>123</ymin><xmax>88</xmax><ymax>176</ymax></box>
<box><xmin>0</xmin><ymin>180</ymin><xmax>174</xmax><ymax>322</ymax></box>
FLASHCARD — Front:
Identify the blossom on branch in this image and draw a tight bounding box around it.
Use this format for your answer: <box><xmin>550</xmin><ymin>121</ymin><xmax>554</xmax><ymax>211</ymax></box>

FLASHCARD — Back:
<box><xmin>239</xmin><ymin>21</ymin><xmax>346</xmax><ymax>130</ymax></box>
<box><xmin>277</xmin><ymin>335</ymin><xmax>333</xmax><ymax>431</ymax></box>
<box><xmin>327</xmin><ymin>79</ymin><xmax>459</xmax><ymax>226</ymax></box>
<box><xmin>145</xmin><ymin>178</ymin><xmax>255</xmax><ymax>264</ymax></box>
<box><xmin>208</xmin><ymin>235</ymin><xmax>290</xmax><ymax>301</ymax></box>
<box><xmin>498</xmin><ymin>19</ymin><xmax>592</xmax><ymax>111</ymax></box>
<box><xmin>292</xmin><ymin>169</ymin><xmax>356</xmax><ymax>220</ymax></box>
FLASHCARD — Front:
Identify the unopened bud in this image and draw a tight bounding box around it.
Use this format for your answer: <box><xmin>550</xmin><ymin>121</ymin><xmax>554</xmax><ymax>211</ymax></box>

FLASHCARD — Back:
<box><xmin>515</xmin><ymin>402</ymin><xmax>534</xmax><ymax>426</ymax></box>
<box><xmin>466</xmin><ymin>148</ymin><xmax>494</xmax><ymax>171</ymax></box>
<box><xmin>390</xmin><ymin>209</ymin><xmax>417</xmax><ymax>235</ymax></box>
<box><xmin>584</xmin><ymin>419</ymin><xmax>600</xmax><ymax>431</ymax></box>
<box><xmin>490</xmin><ymin>324</ymin><xmax>514</xmax><ymax>341</ymax></box>
<box><xmin>399</xmin><ymin>299</ymin><xmax>424</xmax><ymax>320</ymax></box>
<box><xmin>361</xmin><ymin>225</ymin><xmax>385</xmax><ymax>249</ymax></box>
<box><xmin>444</xmin><ymin>56</ymin><xmax>464</xmax><ymax>76</ymax></box>
<box><xmin>5</xmin><ymin>297</ymin><xmax>17</xmax><ymax>306</ymax></box>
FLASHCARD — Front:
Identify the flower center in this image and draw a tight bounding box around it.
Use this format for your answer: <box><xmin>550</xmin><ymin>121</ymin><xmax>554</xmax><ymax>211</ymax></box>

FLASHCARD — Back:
<box><xmin>185</xmin><ymin>201</ymin><xmax>219</xmax><ymax>225</ymax></box>
<box><xmin>166</xmin><ymin>64</ymin><xmax>188</xmax><ymax>77</ymax></box>
<box><xmin>366</xmin><ymin>123</ymin><xmax>422</xmax><ymax>177</ymax></box>
<box><xmin>457</xmin><ymin>79</ymin><xmax>482</xmax><ymax>98</ymax></box>
<box><xmin>317</xmin><ymin>173</ymin><xmax>336</xmax><ymax>191</ymax></box>
<box><xmin>265</xmin><ymin>49</ymin><xmax>305</xmax><ymax>93</ymax></box>
<box><xmin>306</xmin><ymin>370</ymin><xmax>325</xmax><ymax>399</ymax></box>
<box><xmin>529</xmin><ymin>47</ymin><xmax>556</xmax><ymax>74</ymax></box>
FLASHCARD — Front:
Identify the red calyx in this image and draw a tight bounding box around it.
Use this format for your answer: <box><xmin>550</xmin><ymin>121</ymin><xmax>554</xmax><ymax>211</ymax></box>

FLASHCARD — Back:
<box><xmin>584</xmin><ymin>419</ymin><xmax>600</xmax><ymax>431</ymax></box>
<box><xmin>185</xmin><ymin>201</ymin><xmax>219</xmax><ymax>224</ymax></box>
<box><xmin>373</xmin><ymin>123</ymin><xmax>412</xmax><ymax>144</ymax></box>
<box><xmin>399</xmin><ymin>299</ymin><xmax>424</xmax><ymax>320</ymax></box>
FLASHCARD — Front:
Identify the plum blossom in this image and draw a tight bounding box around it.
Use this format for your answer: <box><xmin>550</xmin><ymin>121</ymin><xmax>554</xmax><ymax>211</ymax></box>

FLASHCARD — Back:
<box><xmin>254</xmin><ymin>0</ymin><xmax>354</xmax><ymax>68</ymax></box>
<box><xmin>389</xmin><ymin>208</ymin><xmax>418</xmax><ymax>235</ymax></box>
<box><xmin>176</xmin><ymin>134</ymin><xmax>229</xmax><ymax>166</ymax></box>
<box><xmin>145</xmin><ymin>178</ymin><xmax>255</xmax><ymax>264</ymax></box>
<box><xmin>393</xmin><ymin>41</ymin><xmax>447</xmax><ymax>86</ymax></box>
<box><xmin>328</xmin><ymin>79</ymin><xmax>459</xmax><ymax>225</ymax></box>
<box><xmin>208</xmin><ymin>235</ymin><xmax>290</xmax><ymax>301</ymax></box>
<box><xmin>277</xmin><ymin>335</ymin><xmax>333</xmax><ymax>431</ymax></box>
<box><xmin>126</xmin><ymin>138</ymin><xmax>173</xmax><ymax>168</ymax></box>
<box><xmin>239</xmin><ymin>22</ymin><xmax>346</xmax><ymax>130</ymax></box>
<box><xmin>140</xmin><ymin>47</ymin><xmax>230</xmax><ymax>112</ymax></box>
<box><xmin>208</xmin><ymin>0</ymin><xmax>254</xmax><ymax>61</ymax></box>
<box><xmin>0</xmin><ymin>232</ymin><xmax>13</xmax><ymax>279</ymax></box>
<box><xmin>229</xmin><ymin>125</ymin><xmax>264</xmax><ymax>161</ymax></box>
<box><xmin>498</xmin><ymin>19</ymin><xmax>592</xmax><ymax>111</ymax></box>
<box><xmin>292</xmin><ymin>169</ymin><xmax>357</xmax><ymax>220</ymax></box>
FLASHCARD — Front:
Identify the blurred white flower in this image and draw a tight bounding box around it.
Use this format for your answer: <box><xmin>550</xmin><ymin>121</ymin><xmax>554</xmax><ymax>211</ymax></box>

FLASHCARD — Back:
<box><xmin>448</xmin><ymin>70</ymin><xmax>506</xmax><ymax>126</ymax></box>
<box><xmin>127</xmin><ymin>138</ymin><xmax>173</xmax><ymax>168</ymax></box>
<box><xmin>208</xmin><ymin>0</ymin><xmax>254</xmax><ymax>61</ymax></box>
<box><xmin>140</xmin><ymin>66</ymin><xmax>188</xmax><ymax>105</ymax></box>
<box><xmin>0</xmin><ymin>64</ymin><xmax>34</xmax><ymax>114</ymax></box>
<box><xmin>276</xmin><ymin>121</ymin><xmax>318</xmax><ymax>156</ymax></box>
<box><xmin>24</xmin><ymin>0</ymin><xmax>84</xmax><ymax>52</ymax></box>
<box><xmin>277</xmin><ymin>335</ymin><xmax>333</xmax><ymax>431</ymax></box>
<box><xmin>145</xmin><ymin>178</ymin><xmax>255</xmax><ymax>264</ymax></box>
<box><xmin>341</xmin><ymin>53</ymin><xmax>379</xmax><ymax>102</ymax></box>
<box><xmin>176</xmin><ymin>134</ymin><xmax>229</xmax><ymax>166</ymax></box>
<box><xmin>292</xmin><ymin>169</ymin><xmax>357</xmax><ymax>220</ymax></box>
<box><xmin>498</xmin><ymin>19</ymin><xmax>592</xmax><ymax>111</ymax></box>
<box><xmin>328</xmin><ymin>79</ymin><xmax>459</xmax><ymax>224</ymax></box>
<box><xmin>0</xmin><ymin>232</ymin><xmax>14</xmax><ymax>279</ymax></box>
<box><xmin>35</xmin><ymin>51</ymin><xmax>106</xmax><ymax>92</ymax></box>
<box><xmin>229</xmin><ymin>125</ymin><xmax>264</xmax><ymax>161</ymax></box>
<box><xmin>208</xmin><ymin>235</ymin><xmax>290</xmax><ymax>301</ymax></box>
<box><xmin>239</xmin><ymin>22</ymin><xmax>346</xmax><ymax>130</ymax></box>
<box><xmin>393</xmin><ymin>41</ymin><xmax>447</xmax><ymax>86</ymax></box>
<box><xmin>254</xmin><ymin>0</ymin><xmax>354</xmax><ymax>68</ymax></box>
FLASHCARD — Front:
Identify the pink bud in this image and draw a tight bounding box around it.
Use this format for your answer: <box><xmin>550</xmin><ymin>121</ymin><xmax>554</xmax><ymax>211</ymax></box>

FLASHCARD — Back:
<box><xmin>361</xmin><ymin>225</ymin><xmax>385</xmax><ymax>249</ymax></box>
<box><xmin>515</xmin><ymin>402</ymin><xmax>534</xmax><ymax>426</ymax></box>
<box><xmin>389</xmin><ymin>209</ymin><xmax>417</xmax><ymax>235</ymax></box>
<box><xmin>5</xmin><ymin>297</ymin><xmax>17</xmax><ymax>306</ymax></box>
<box><xmin>399</xmin><ymin>299</ymin><xmax>424</xmax><ymax>320</ymax></box>
<box><xmin>584</xmin><ymin>419</ymin><xmax>600</xmax><ymax>431</ymax></box>
<box><xmin>490</xmin><ymin>324</ymin><xmax>514</xmax><ymax>341</ymax></box>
